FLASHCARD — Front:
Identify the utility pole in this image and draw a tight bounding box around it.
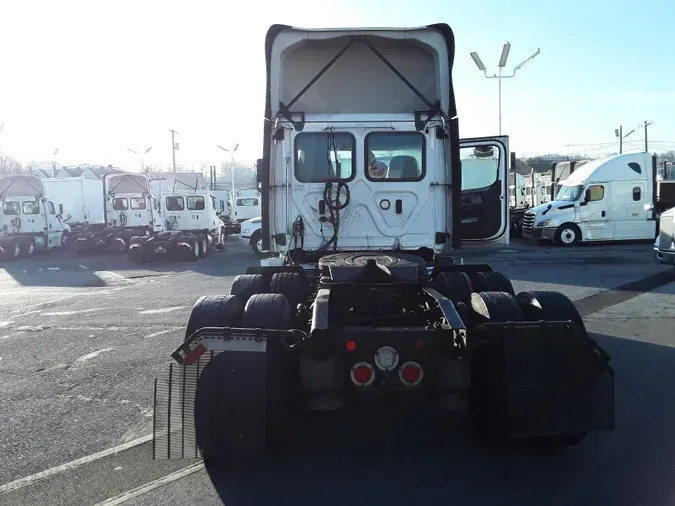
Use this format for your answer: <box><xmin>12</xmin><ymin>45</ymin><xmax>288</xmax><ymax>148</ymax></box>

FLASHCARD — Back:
<box><xmin>640</xmin><ymin>120</ymin><xmax>654</xmax><ymax>152</ymax></box>
<box><xmin>615</xmin><ymin>126</ymin><xmax>634</xmax><ymax>154</ymax></box>
<box><xmin>169</xmin><ymin>129</ymin><xmax>179</xmax><ymax>172</ymax></box>
<box><xmin>470</xmin><ymin>44</ymin><xmax>540</xmax><ymax>135</ymax></box>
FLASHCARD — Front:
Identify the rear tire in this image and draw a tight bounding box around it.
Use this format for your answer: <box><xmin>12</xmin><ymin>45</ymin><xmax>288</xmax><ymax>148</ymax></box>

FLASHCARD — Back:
<box><xmin>229</xmin><ymin>274</ymin><xmax>268</xmax><ymax>306</ymax></box>
<box><xmin>185</xmin><ymin>295</ymin><xmax>244</xmax><ymax>341</ymax></box>
<box><xmin>433</xmin><ymin>271</ymin><xmax>473</xmax><ymax>304</ymax></box>
<box><xmin>21</xmin><ymin>239</ymin><xmax>37</xmax><ymax>258</ymax></box>
<box><xmin>470</xmin><ymin>271</ymin><xmax>515</xmax><ymax>296</ymax></box>
<box><xmin>269</xmin><ymin>271</ymin><xmax>310</xmax><ymax>308</ymax></box>
<box><xmin>198</xmin><ymin>235</ymin><xmax>208</xmax><ymax>259</ymax></box>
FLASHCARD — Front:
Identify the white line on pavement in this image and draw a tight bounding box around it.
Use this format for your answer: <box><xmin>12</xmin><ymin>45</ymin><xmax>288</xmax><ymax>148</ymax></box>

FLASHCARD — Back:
<box><xmin>78</xmin><ymin>264</ymin><xmax>89</xmax><ymax>270</ymax></box>
<box><xmin>0</xmin><ymin>321</ymin><xmax>12</xmax><ymax>328</ymax></box>
<box><xmin>93</xmin><ymin>462</ymin><xmax>205</xmax><ymax>506</ymax></box>
<box><xmin>143</xmin><ymin>328</ymin><xmax>183</xmax><ymax>339</ymax></box>
<box><xmin>47</xmin><ymin>267</ymin><xmax>61</xmax><ymax>271</ymax></box>
<box><xmin>42</xmin><ymin>308</ymin><xmax>104</xmax><ymax>316</ymax></box>
<box><xmin>0</xmin><ymin>434</ymin><xmax>153</xmax><ymax>495</ymax></box>
<box><xmin>76</xmin><ymin>347</ymin><xmax>114</xmax><ymax>362</ymax></box>
<box><xmin>138</xmin><ymin>306</ymin><xmax>185</xmax><ymax>314</ymax></box>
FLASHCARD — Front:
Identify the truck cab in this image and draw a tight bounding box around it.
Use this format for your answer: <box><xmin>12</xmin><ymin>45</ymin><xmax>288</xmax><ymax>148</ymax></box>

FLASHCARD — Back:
<box><xmin>105</xmin><ymin>173</ymin><xmax>160</xmax><ymax>232</ymax></box>
<box><xmin>0</xmin><ymin>175</ymin><xmax>72</xmax><ymax>259</ymax></box>
<box><xmin>522</xmin><ymin>152</ymin><xmax>656</xmax><ymax>245</ymax></box>
<box><xmin>258</xmin><ymin>26</ymin><xmax>508</xmax><ymax>260</ymax></box>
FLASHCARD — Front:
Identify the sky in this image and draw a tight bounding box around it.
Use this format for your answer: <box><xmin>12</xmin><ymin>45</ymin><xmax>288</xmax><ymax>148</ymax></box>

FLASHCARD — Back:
<box><xmin>0</xmin><ymin>0</ymin><xmax>673</xmax><ymax>172</ymax></box>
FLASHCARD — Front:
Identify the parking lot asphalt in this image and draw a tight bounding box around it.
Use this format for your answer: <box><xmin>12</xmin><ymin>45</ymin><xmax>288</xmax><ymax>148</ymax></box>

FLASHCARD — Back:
<box><xmin>1</xmin><ymin>238</ymin><xmax>675</xmax><ymax>506</ymax></box>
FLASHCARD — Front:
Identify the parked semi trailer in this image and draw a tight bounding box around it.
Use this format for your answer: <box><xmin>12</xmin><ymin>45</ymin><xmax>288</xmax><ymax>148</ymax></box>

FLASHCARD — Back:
<box><xmin>152</xmin><ymin>23</ymin><xmax>614</xmax><ymax>466</ymax></box>
<box><xmin>43</xmin><ymin>177</ymin><xmax>105</xmax><ymax>234</ymax></box>
<box><xmin>0</xmin><ymin>174</ymin><xmax>72</xmax><ymax>260</ymax></box>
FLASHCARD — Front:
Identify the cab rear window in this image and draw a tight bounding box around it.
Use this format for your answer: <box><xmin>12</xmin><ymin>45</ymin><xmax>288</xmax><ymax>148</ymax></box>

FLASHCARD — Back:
<box><xmin>236</xmin><ymin>198</ymin><xmax>259</xmax><ymax>206</ymax></box>
<box><xmin>22</xmin><ymin>202</ymin><xmax>40</xmax><ymax>215</ymax></box>
<box><xmin>2</xmin><ymin>202</ymin><xmax>20</xmax><ymax>215</ymax></box>
<box><xmin>187</xmin><ymin>196</ymin><xmax>205</xmax><ymax>210</ymax></box>
<box><xmin>130</xmin><ymin>197</ymin><xmax>146</xmax><ymax>210</ymax></box>
<box><xmin>166</xmin><ymin>196</ymin><xmax>184</xmax><ymax>211</ymax></box>
<box><xmin>113</xmin><ymin>198</ymin><xmax>129</xmax><ymax>210</ymax></box>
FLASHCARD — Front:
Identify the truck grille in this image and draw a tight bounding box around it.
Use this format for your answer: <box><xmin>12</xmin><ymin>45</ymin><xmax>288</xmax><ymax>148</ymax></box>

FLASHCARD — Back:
<box><xmin>522</xmin><ymin>212</ymin><xmax>535</xmax><ymax>234</ymax></box>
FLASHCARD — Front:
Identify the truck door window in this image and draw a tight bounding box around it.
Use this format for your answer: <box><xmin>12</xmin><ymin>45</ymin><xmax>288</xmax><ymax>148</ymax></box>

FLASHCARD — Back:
<box><xmin>113</xmin><ymin>198</ymin><xmax>129</xmax><ymax>210</ymax></box>
<box><xmin>633</xmin><ymin>187</ymin><xmax>641</xmax><ymax>201</ymax></box>
<box><xmin>587</xmin><ymin>185</ymin><xmax>605</xmax><ymax>202</ymax></box>
<box><xmin>294</xmin><ymin>132</ymin><xmax>355</xmax><ymax>183</ymax></box>
<box><xmin>22</xmin><ymin>201</ymin><xmax>40</xmax><ymax>215</ymax></box>
<box><xmin>130</xmin><ymin>197</ymin><xmax>146</xmax><ymax>210</ymax></box>
<box><xmin>364</xmin><ymin>132</ymin><xmax>425</xmax><ymax>181</ymax></box>
<box><xmin>187</xmin><ymin>196</ymin><xmax>205</xmax><ymax>211</ymax></box>
<box><xmin>47</xmin><ymin>202</ymin><xmax>56</xmax><ymax>215</ymax></box>
<box><xmin>166</xmin><ymin>196</ymin><xmax>184</xmax><ymax>211</ymax></box>
<box><xmin>459</xmin><ymin>145</ymin><xmax>500</xmax><ymax>190</ymax></box>
<box><xmin>236</xmin><ymin>198</ymin><xmax>259</xmax><ymax>206</ymax></box>
<box><xmin>2</xmin><ymin>202</ymin><xmax>20</xmax><ymax>215</ymax></box>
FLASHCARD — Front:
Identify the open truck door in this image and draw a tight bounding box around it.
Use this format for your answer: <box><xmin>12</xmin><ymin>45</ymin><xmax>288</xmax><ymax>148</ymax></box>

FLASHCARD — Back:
<box><xmin>458</xmin><ymin>136</ymin><xmax>509</xmax><ymax>245</ymax></box>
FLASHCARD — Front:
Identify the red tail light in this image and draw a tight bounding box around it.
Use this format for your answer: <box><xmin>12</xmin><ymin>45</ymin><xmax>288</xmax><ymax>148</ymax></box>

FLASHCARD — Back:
<box><xmin>399</xmin><ymin>361</ymin><xmax>423</xmax><ymax>386</ymax></box>
<box><xmin>350</xmin><ymin>361</ymin><xmax>375</xmax><ymax>387</ymax></box>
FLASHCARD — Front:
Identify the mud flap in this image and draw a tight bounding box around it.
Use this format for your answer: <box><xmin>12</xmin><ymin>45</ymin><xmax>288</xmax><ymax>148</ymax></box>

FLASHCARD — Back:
<box><xmin>471</xmin><ymin>321</ymin><xmax>614</xmax><ymax>438</ymax></box>
<box><xmin>153</xmin><ymin>330</ymin><xmax>270</xmax><ymax>463</ymax></box>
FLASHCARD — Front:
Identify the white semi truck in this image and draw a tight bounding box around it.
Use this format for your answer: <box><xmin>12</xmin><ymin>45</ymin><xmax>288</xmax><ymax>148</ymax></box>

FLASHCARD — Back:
<box><xmin>125</xmin><ymin>173</ymin><xmax>227</xmax><ymax>263</ymax></box>
<box><xmin>152</xmin><ymin>23</ymin><xmax>614</xmax><ymax>465</ymax></box>
<box><xmin>0</xmin><ymin>174</ymin><xmax>72</xmax><ymax>260</ymax></box>
<box><xmin>522</xmin><ymin>152</ymin><xmax>658</xmax><ymax>245</ymax></box>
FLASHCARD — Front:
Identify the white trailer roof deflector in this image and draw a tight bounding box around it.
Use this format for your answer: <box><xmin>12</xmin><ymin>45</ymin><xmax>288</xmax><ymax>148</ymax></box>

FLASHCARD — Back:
<box><xmin>106</xmin><ymin>173</ymin><xmax>149</xmax><ymax>195</ymax></box>
<box><xmin>0</xmin><ymin>175</ymin><xmax>44</xmax><ymax>198</ymax></box>
<box><xmin>268</xmin><ymin>25</ymin><xmax>453</xmax><ymax>118</ymax></box>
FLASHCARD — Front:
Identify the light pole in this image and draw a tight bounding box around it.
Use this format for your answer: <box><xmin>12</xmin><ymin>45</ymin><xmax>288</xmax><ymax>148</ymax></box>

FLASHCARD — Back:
<box><xmin>614</xmin><ymin>126</ymin><xmax>635</xmax><ymax>154</ymax></box>
<box><xmin>169</xmin><ymin>129</ymin><xmax>179</xmax><ymax>172</ymax></box>
<box><xmin>127</xmin><ymin>146</ymin><xmax>153</xmax><ymax>172</ymax></box>
<box><xmin>52</xmin><ymin>148</ymin><xmax>59</xmax><ymax>177</ymax></box>
<box><xmin>470</xmin><ymin>44</ymin><xmax>541</xmax><ymax>135</ymax></box>
<box><xmin>218</xmin><ymin>143</ymin><xmax>240</xmax><ymax>196</ymax></box>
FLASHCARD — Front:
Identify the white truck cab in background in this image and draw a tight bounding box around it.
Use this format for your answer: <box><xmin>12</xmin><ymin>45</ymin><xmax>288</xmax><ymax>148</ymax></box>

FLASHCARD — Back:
<box><xmin>0</xmin><ymin>174</ymin><xmax>72</xmax><ymax>259</ymax></box>
<box><xmin>522</xmin><ymin>152</ymin><xmax>657</xmax><ymax>245</ymax></box>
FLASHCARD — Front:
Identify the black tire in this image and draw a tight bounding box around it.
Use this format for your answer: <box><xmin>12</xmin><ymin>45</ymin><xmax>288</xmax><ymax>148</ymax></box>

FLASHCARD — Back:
<box><xmin>241</xmin><ymin>293</ymin><xmax>297</xmax><ymax>449</ymax></box>
<box><xmin>198</xmin><ymin>234</ymin><xmax>208</xmax><ymax>259</ymax></box>
<box><xmin>216</xmin><ymin>229</ymin><xmax>226</xmax><ymax>251</ymax></box>
<box><xmin>469</xmin><ymin>291</ymin><xmax>525</xmax><ymax>324</ymax></box>
<box><xmin>516</xmin><ymin>291</ymin><xmax>586</xmax><ymax>334</ymax></box>
<box><xmin>468</xmin><ymin>291</ymin><xmax>525</xmax><ymax>443</ymax></box>
<box><xmin>21</xmin><ymin>238</ymin><xmax>37</xmax><ymax>258</ymax></box>
<box><xmin>184</xmin><ymin>239</ymin><xmax>199</xmax><ymax>262</ymax></box>
<box><xmin>60</xmin><ymin>232</ymin><xmax>71</xmax><ymax>250</ymax></box>
<box><xmin>554</xmin><ymin>223</ymin><xmax>581</xmax><ymax>247</ymax></box>
<box><xmin>251</xmin><ymin>230</ymin><xmax>268</xmax><ymax>258</ymax></box>
<box><xmin>7</xmin><ymin>242</ymin><xmax>21</xmax><ymax>261</ymax></box>
<box><xmin>229</xmin><ymin>274</ymin><xmax>268</xmax><ymax>305</ymax></box>
<box><xmin>433</xmin><ymin>271</ymin><xmax>473</xmax><ymax>304</ymax></box>
<box><xmin>185</xmin><ymin>295</ymin><xmax>244</xmax><ymax>341</ymax></box>
<box><xmin>470</xmin><ymin>271</ymin><xmax>515</xmax><ymax>296</ymax></box>
<box><xmin>127</xmin><ymin>246</ymin><xmax>146</xmax><ymax>265</ymax></box>
<box><xmin>269</xmin><ymin>272</ymin><xmax>309</xmax><ymax>308</ymax></box>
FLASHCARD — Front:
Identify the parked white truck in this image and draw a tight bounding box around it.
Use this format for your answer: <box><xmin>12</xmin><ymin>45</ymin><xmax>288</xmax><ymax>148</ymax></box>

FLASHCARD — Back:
<box><xmin>522</xmin><ymin>152</ymin><xmax>657</xmax><ymax>245</ymax></box>
<box><xmin>125</xmin><ymin>172</ymin><xmax>227</xmax><ymax>263</ymax></box>
<box><xmin>0</xmin><ymin>174</ymin><xmax>72</xmax><ymax>260</ymax></box>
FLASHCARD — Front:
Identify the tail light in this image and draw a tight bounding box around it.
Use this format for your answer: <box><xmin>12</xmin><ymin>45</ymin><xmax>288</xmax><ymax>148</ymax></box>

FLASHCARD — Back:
<box><xmin>399</xmin><ymin>361</ymin><xmax>423</xmax><ymax>386</ymax></box>
<box><xmin>350</xmin><ymin>361</ymin><xmax>375</xmax><ymax>387</ymax></box>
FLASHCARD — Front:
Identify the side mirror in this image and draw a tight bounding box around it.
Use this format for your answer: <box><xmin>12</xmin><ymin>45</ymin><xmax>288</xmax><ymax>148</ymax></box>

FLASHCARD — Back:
<box><xmin>59</xmin><ymin>204</ymin><xmax>64</xmax><ymax>215</ymax></box>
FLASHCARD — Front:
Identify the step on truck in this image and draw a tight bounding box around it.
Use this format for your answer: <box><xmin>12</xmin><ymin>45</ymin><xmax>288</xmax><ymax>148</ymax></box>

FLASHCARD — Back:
<box><xmin>71</xmin><ymin>173</ymin><xmax>161</xmax><ymax>254</ymax></box>
<box><xmin>152</xmin><ymin>23</ymin><xmax>614</xmax><ymax>465</ymax></box>
<box><xmin>0</xmin><ymin>174</ymin><xmax>73</xmax><ymax>260</ymax></box>
<box><xmin>126</xmin><ymin>172</ymin><xmax>227</xmax><ymax>263</ymax></box>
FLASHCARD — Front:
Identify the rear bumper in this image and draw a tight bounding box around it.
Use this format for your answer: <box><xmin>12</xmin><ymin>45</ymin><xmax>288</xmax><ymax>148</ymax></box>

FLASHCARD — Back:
<box><xmin>654</xmin><ymin>247</ymin><xmax>675</xmax><ymax>265</ymax></box>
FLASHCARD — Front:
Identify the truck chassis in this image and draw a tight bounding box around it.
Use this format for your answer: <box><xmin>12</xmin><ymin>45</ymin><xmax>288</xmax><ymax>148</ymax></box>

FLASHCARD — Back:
<box><xmin>153</xmin><ymin>251</ymin><xmax>614</xmax><ymax>465</ymax></box>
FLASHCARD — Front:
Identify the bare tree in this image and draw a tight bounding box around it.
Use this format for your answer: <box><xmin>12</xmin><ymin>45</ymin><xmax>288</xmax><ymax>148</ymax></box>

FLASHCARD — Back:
<box><xmin>0</xmin><ymin>154</ymin><xmax>22</xmax><ymax>174</ymax></box>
